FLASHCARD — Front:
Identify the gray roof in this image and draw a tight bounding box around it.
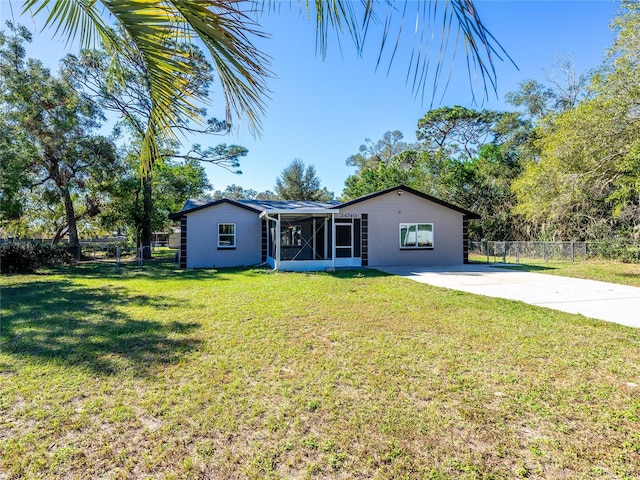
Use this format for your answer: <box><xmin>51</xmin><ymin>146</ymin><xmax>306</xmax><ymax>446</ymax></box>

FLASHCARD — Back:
<box><xmin>237</xmin><ymin>199</ymin><xmax>339</xmax><ymax>211</ymax></box>
<box><xmin>182</xmin><ymin>198</ymin><xmax>212</xmax><ymax>210</ymax></box>
<box><xmin>170</xmin><ymin>198</ymin><xmax>339</xmax><ymax>220</ymax></box>
<box><xmin>181</xmin><ymin>198</ymin><xmax>338</xmax><ymax>212</ymax></box>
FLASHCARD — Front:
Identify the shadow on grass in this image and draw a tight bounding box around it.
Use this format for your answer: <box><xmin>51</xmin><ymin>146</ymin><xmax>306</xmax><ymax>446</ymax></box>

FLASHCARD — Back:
<box><xmin>43</xmin><ymin>258</ymin><xmax>395</xmax><ymax>282</ymax></box>
<box><xmin>0</xmin><ymin>279</ymin><xmax>201</xmax><ymax>376</ymax></box>
<box><xmin>52</xmin><ymin>257</ymin><xmax>285</xmax><ymax>282</ymax></box>
<box><xmin>41</xmin><ymin>258</ymin><xmax>218</xmax><ymax>281</ymax></box>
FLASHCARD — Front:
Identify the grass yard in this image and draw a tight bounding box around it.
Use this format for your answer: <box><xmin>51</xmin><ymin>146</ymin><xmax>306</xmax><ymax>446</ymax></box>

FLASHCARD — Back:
<box><xmin>1</xmin><ymin>256</ymin><xmax>640</xmax><ymax>479</ymax></box>
<box><xmin>498</xmin><ymin>260</ymin><xmax>640</xmax><ymax>288</ymax></box>
<box><xmin>469</xmin><ymin>255</ymin><xmax>640</xmax><ymax>288</ymax></box>
<box><xmin>504</xmin><ymin>260</ymin><xmax>640</xmax><ymax>287</ymax></box>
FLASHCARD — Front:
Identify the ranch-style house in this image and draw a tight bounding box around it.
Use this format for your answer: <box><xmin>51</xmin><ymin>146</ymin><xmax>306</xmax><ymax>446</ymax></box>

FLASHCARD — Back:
<box><xmin>169</xmin><ymin>185</ymin><xmax>480</xmax><ymax>271</ymax></box>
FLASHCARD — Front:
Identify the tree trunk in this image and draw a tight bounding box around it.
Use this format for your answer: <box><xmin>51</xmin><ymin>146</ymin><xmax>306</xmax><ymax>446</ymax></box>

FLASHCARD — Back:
<box><xmin>60</xmin><ymin>186</ymin><xmax>81</xmax><ymax>257</ymax></box>
<box><xmin>141</xmin><ymin>173</ymin><xmax>153</xmax><ymax>260</ymax></box>
<box><xmin>52</xmin><ymin>224</ymin><xmax>68</xmax><ymax>244</ymax></box>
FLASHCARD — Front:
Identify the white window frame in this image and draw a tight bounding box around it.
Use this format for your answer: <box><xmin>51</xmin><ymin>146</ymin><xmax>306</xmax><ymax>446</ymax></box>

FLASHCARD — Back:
<box><xmin>399</xmin><ymin>223</ymin><xmax>434</xmax><ymax>249</ymax></box>
<box><xmin>218</xmin><ymin>223</ymin><xmax>236</xmax><ymax>248</ymax></box>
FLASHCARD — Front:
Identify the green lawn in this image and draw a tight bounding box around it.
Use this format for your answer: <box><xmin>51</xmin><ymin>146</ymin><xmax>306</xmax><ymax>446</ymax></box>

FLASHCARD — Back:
<box><xmin>502</xmin><ymin>260</ymin><xmax>640</xmax><ymax>288</ymax></box>
<box><xmin>2</xmin><ymin>257</ymin><xmax>640</xmax><ymax>479</ymax></box>
<box><xmin>469</xmin><ymin>255</ymin><xmax>640</xmax><ymax>288</ymax></box>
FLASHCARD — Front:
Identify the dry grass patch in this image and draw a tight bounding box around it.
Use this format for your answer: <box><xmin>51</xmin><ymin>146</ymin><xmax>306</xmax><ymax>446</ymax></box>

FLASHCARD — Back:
<box><xmin>1</xmin><ymin>257</ymin><xmax>639</xmax><ymax>478</ymax></box>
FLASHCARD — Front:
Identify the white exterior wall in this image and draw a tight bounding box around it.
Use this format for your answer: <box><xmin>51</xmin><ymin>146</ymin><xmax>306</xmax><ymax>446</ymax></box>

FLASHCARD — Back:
<box><xmin>339</xmin><ymin>191</ymin><xmax>465</xmax><ymax>266</ymax></box>
<box><xmin>185</xmin><ymin>203</ymin><xmax>262</xmax><ymax>268</ymax></box>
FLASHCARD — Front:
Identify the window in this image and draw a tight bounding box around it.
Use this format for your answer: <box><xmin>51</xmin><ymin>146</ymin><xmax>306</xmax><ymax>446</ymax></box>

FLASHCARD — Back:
<box><xmin>218</xmin><ymin>223</ymin><xmax>236</xmax><ymax>248</ymax></box>
<box><xmin>400</xmin><ymin>223</ymin><xmax>433</xmax><ymax>248</ymax></box>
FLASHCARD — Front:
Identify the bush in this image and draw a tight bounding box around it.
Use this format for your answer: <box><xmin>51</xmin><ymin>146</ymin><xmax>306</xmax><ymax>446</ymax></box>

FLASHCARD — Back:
<box><xmin>0</xmin><ymin>242</ymin><xmax>76</xmax><ymax>274</ymax></box>
<box><xmin>587</xmin><ymin>240</ymin><xmax>640</xmax><ymax>263</ymax></box>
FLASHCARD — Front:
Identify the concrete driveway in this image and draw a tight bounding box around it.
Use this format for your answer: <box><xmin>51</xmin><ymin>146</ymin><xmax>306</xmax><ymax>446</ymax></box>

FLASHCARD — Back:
<box><xmin>376</xmin><ymin>264</ymin><xmax>640</xmax><ymax>328</ymax></box>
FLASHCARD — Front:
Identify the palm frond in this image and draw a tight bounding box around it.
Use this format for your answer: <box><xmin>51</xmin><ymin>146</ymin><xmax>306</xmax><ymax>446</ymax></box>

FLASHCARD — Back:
<box><xmin>170</xmin><ymin>0</ymin><xmax>272</xmax><ymax>132</ymax></box>
<box><xmin>21</xmin><ymin>0</ymin><xmax>514</xmax><ymax>174</ymax></box>
<box><xmin>287</xmin><ymin>0</ymin><xmax>515</xmax><ymax>103</ymax></box>
<box><xmin>22</xmin><ymin>0</ymin><xmax>272</xmax><ymax>175</ymax></box>
<box><xmin>22</xmin><ymin>0</ymin><xmax>121</xmax><ymax>53</ymax></box>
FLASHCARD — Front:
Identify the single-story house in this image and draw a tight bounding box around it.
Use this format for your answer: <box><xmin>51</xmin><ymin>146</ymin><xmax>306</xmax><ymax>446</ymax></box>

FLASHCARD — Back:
<box><xmin>168</xmin><ymin>185</ymin><xmax>480</xmax><ymax>271</ymax></box>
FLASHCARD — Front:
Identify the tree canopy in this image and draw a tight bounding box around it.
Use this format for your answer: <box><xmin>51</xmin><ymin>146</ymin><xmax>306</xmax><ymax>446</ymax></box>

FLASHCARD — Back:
<box><xmin>0</xmin><ymin>24</ymin><xmax>118</xmax><ymax>247</ymax></box>
<box><xmin>63</xmin><ymin>38</ymin><xmax>246</xmax><ymax>255</ymax></box>
<box><xmin>512</xmin><ymin>1</ymin><xmax>640</xmax><ymax>240</ymax></box>
<box><xmin>275</xmin><ymin>159</ymin><xmax>333</xmax><ymax>201</ymax></box>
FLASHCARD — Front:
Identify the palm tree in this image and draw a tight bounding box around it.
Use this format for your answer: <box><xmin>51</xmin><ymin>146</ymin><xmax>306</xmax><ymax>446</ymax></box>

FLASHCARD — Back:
<box><xmin>19</xmin><ymin>0</ymin><xmax>511</xmax><ymax>173</ymax></box>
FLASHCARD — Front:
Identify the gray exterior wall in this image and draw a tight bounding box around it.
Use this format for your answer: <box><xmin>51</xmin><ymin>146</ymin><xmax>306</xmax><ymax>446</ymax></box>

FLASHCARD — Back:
<box><xmin>339</xmin><ymin>190</ymin><xmax>465</xmax><ymax>266</ymax></box>
<box><xmin>185</xmin><ymin>203</ymin><xmax>262</xmax><ymax>268</ymax></box>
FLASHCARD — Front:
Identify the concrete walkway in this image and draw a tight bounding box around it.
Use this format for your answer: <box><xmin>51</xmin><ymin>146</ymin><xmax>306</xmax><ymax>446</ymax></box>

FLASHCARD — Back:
<box><xmin>376</xmin><ymin>264</ymin><xmax>640</xmax><ymax>328</ymax></box>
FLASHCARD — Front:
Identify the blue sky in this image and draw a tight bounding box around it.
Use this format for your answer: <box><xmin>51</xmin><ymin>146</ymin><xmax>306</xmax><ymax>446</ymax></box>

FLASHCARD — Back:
<box><xmin>1</xmin><ymin>0</ymin><xmax>621</xmax><ymax>197</ymax></box>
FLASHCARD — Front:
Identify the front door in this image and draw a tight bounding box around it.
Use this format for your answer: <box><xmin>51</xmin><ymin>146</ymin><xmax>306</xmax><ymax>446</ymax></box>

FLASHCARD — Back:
<box><xmin>334</xmin><ymin>221</ymin><xmax>361</xmax><ymax>267</ymax></box>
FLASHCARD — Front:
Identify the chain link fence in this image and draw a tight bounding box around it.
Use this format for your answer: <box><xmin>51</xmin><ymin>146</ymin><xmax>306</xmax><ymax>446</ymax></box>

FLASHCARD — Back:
<box><xmin>470</xmin><ymin>240</ymin><xmax>640</xmax><ymax>264</ymax></box>
<box><xmin>79</xmin><ymin>242</ymin><xmax>137</xmax><ymax>260</ymax></box>
<box><xmin>0</xmin><ymin>238</ymin><xmax>151</xmax><ymax>261</ymax></box>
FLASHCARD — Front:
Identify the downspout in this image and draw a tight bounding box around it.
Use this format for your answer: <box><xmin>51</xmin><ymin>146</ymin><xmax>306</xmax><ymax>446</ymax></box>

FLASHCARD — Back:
<box><xmin>276</xmin><ymin>213</ymin><xmax>281</xmax><ymax>270</ymax></box>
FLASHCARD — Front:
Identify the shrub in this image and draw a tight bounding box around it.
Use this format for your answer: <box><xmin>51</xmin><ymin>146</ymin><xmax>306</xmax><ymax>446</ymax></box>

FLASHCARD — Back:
<box><xmin>587</xmin><ymin>240</ymin><xmax>640</xmax><ymax>263</ymax></box>
<box><xmin>0</xmin><ymin>242</ymin><xmax>76</xmax><ymax>274</ymax></box>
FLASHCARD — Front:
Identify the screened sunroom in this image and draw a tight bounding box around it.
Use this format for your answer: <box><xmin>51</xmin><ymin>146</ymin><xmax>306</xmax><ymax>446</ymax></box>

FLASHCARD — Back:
<box><xmin>260</xmin><ymin>208</ymin><xmax>363</xmax><ymax>271</ymax></box>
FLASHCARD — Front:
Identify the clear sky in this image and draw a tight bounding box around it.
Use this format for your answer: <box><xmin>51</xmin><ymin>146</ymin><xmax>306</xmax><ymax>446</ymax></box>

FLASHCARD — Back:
<box><xmin>0</xmin><ymin>0</ymin><xmax>621</xmax><ymax>197</ymax></box>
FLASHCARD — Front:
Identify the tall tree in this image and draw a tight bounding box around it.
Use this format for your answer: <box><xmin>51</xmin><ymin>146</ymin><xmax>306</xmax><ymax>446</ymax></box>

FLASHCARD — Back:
<box><xmin>212</xmin><ymin>184</ymin><xmax>258</xmax><ymax>200</ymax></box>
<box><xmin>65</xmin><ymin>42</ymin><xmax>247</xmax><ymax>257</ymax></box>
<box><xmin>19</xmin><ymin>0</ymin><xmax>510</xmax><ymax>173</ymax></box>
<box><xmin>512</xmin><ymin>1</ymin><xmax>640</xmax><ymax>240</ymax></box>
<box><xmin>342</xmin><ymin>130</ymin><xmax>426</xmax><ymax>200</ymax></box>
<box><xmin>441</xmin><ymin>145</ymin><xmax>524</xmax><ymax>240</ymax></box>
<box><xmin>100</xmin><ymin>155</ymin><xmax>212</xmax><ymax>244</ymax></box>
<box><xmin>275</xmin><ymin>159</ymin><xmax>333</xmax><ymax>201</ymax></box>
<box><xmin>343</xmin><ymin>107</ymin><xmax>530</xmax><ymax>239</ymax></box>
<box><xmin>0</xmin><ymin>121</ymin><xmax>33</xmax><ymax>225</ymax></box>
<box><xmin>416</xmin><ymin>106</ymin><xmax>509</xmax><ymax>160</ymax></box>
<box><xmin>346</xmin><ymin>130</ymin><xmax>417</xmax><ymax>174</ymax></box>
<box><xmin>505</xmin><ymin>58</ymin><xmax>590</xmax><ymax>121</ymax></box>
<box><xmin>342</xmin><ymin>158</ymin><xmax>424</xmax><ymax>200</ymax></box>
<box><xmin>210</xmin><ymin>184</ymin><xmax>276</xmax><ymax>200</ymax></box>
<box><xmin>0</xmin><ymin>24</ymin><xmax>117</xmax><ymax>250</ymax></box>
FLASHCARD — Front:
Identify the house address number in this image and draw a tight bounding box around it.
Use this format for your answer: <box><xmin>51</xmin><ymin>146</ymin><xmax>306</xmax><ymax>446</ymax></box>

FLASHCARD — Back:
<box><xmin>337</xmin><ymin>213</ymin><xmax>360</xmax><ymax>219</ymax></box>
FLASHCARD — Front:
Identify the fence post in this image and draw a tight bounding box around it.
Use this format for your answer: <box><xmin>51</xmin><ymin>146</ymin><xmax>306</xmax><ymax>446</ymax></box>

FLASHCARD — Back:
<box><xmin>515</xmin><ymin>242</ymin><xmax>519</xmax><ymax>264</ymax></box>
<box><xmin>543</xmin><ymin>242</ymin><xmax>548</xmax><ymax>262</ymax></box>
<box><xmin>485</xmin><ymin>240</ymin><xmax>489</xmax><ymax>264</ymax></box>
<box><xmin>570</xmin><ymin>241</ymin><xmax>574</xmax><ymax>262</ymax></box>
<box><xmin>502</xmin><ymin>242</ymin><xmax>507</xmax><ymax>263</ymax></box>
